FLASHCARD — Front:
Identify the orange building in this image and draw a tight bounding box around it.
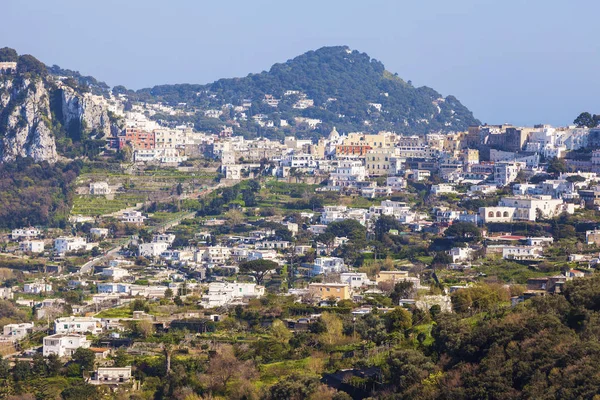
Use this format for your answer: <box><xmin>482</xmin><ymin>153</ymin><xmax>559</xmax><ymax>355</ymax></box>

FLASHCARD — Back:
<box><xmin>335</xmin><ymin>145</ymin><xmax>372</xmax><ymax>157</ymax></box>
<box><xmin>121</xmin><ymin>127</ymin><xmax>155</xmax><ymax>149</ymax></box>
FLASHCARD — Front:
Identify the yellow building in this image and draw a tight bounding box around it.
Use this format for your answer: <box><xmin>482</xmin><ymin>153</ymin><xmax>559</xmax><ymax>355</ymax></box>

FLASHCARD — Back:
<box><xmin>375</xmin><ymin>270</ymin><xmax>409</xmax><ymax>284</ymax></box>
<box><xmin>309</xmin><ymin>283</ymin><xmax>351</xmax><ymax>301</ymax></box>
<box><xmin>365</xmin><ymin>148</ymin><xmax>397</xmax><ymax>175</ymax></box>
<box><xmin>342</xmin><ymin>132</ymin><xmax>394</xmax><ymax>149</ymax></box>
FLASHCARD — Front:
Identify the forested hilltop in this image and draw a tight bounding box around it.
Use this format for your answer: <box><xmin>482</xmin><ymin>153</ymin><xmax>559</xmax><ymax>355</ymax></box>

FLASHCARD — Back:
<box><xmin>123</xmin><ymin>46</ymin><xmax>479</xmax><ymax>136</ymax></box>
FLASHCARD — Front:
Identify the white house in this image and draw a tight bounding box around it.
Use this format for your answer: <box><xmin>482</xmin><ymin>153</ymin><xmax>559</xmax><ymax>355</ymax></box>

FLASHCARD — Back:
<box><xmin>138</xmin><ymin>242</ymin><xmax>169</xmax><ymax>257</ymax></box>
<box><xmin>312</xmin><ymin>257</ymin><xmax>346</xmax><ymax>275</ymax></box>
<box><xmin>386</xmin><ymin>176</ymin><xmax>407</xmax><ymax>191</ymax></box>
<box><xmin>449</xmin><ymin>247</ymin><xmax>474</xmax><ymax>263</ymax></box>
<box><xmin>90</xmin><ymin>228</ymin><xmax>109</xmax><ymax>238</ymax></box>
<box><xmin>20</xmin><ymin>240</ymin><xmax>44</xmax><ymax>253</ymax></box>
<box><xmin>196</xmin><ymin>246</ymin><xmax>232</xmax><ymax>264</ymax></box>
<box><xmin>54</xmin><ymin>316</ymin><xmax>102</xmax><ymax>335</ymax></box>
<box><xmin>90</xmin><ymin>366</ymin><xmax>133</xmax><ymax>385</ymax></box>
<box><xmin>11</xmin><ymin>227</ymin><xmax>40</xmax><ymax>240</ymax></box>
<box><xmin>431</xmin><ymin>184</ymin><xmax>457</xmax><ymax>195</ymax></box>
<box><xmin>43</xmin><ymin>333</ymin><xmax>91</xmax><ymax>357</ymax></box>
<box><xmin>89</xmin><ymin>182</ymin><xmax>111</xmax><ymax>195</ymax></box>
<box><xmin>54</xmin><ymin>237</ymin><xmax>87</xmax><ymax>254</ymax></box>
<box><xmin>2</xmin><ymin>323</ymin><xmax>34</xmax><ymax>341</ymax></box>
<box><xmin>0</xmin><ymin>287</ymin><xmax>13</xmax><ymax>299</ymax></box>
<box><xmin>340</xmin><ymin>272</ymin><xmax>371</xmax><ymax>289</ymax></box>
<box><xmin>120</xmin><ymin>211</ymin><xmax>147</xmax><ymax>225</ymax></box>
<box><xmin>201</xmin><ymin>282</ymin><xmax>265</xmax><ymax>307</ymax></box>
<box><xmin>24</xmin><ymin>282</ymin><xmax>52</xmax><ymax>294</ymax></box>
<box><xmin>502</xmin><ymin>246</ymin><xmax>543</xmax><ymax>260</ymax></box>
<box><xmin>152</xmin><ymin>233</ymin><xmax>176</xmax><ymax>244</ymax></box>
<box><xmin>101</xmin><ymin>267</ymin><xmax>129</xmax><ymax>281</ymax></box>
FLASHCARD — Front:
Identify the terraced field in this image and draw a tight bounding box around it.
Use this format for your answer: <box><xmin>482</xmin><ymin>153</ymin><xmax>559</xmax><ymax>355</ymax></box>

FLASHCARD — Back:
<box><xmin>71</xmin><ymin>193</ymin><xmax>147</xmax><ymax>216</ymax></box>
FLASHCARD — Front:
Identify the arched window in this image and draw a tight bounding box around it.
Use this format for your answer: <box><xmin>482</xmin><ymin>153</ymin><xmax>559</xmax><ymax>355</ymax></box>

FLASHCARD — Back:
<box><xmin>503</xmin><ymin>211</ymin><xmax>509</xmax><ymax>217</ymax></box>
<box><xmin>496</xmin><ymin>211</ymin><xmax>501</xmax><ymax>217</ymax></box>
<box><xmin>488</xmin><ymin>211</ymin><xmax>494</xmax><ymax>217</ymax></box>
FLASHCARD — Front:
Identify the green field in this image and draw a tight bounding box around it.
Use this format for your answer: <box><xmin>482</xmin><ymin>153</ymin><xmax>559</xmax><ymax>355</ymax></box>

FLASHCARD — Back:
<box><xmin>72</xmin><ymin>194</ymin><xmax>147</xmax><ymax>216</ymax></box>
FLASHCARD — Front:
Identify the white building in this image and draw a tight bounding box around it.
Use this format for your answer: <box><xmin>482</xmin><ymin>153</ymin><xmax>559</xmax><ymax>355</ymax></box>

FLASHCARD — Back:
<box><xmin>24</xmin><ymin>282</ymin><xmax>52</xmax><ymax>294</ymax></box>
<box><xmin>0</xmin><ymin>287</ymin><xmax>13</xmax><ymax>300</ymax></box>
<box><xmin>312</xmin><ymin>257</ymin><xmax>346</xmax><ymax>275</ymax></box>
<box><xmin>43</xmin><ymin>333</ymin><xmax>91</xmax><ymax>357</ymax></box>
<box><xmin>153</xmin><ymin>233</ymin><xmax>176</xmax><ymax>244</ymax></box>
<box><xmin>90</xmin><ymin>366</ymin><xmax>133</xmax><ymax>385</ymax></box>
<box><xmin>20</xmin><ymin>240</ymin><xmax>44</xmax><ymax>253</ymax></box>
<box><xmin>494</xmin><ymin>162</ymin><xmax>523</xmax><ymax>186</ymax></box>
<box><xmin>449</xmin><ymin>247</ymin><xmax>474</xmax><ymax>263</ymax></box>
<box><xmin>2</xmin><ymin>323</ymin><xmax>34</xmax><ymax>341</ymax></box>
<box><xmin>386</xmin><ymin>176</ymin><xmax>407</xmax><ymax>191</ymax></box>
<box><xmin>55</xmin><ymin>316</ymin><xmax>103</xmax><ymax>335</ymax></box>
<box><xmin>328</xmin><ymin>161</ymin><xmax>367</xmax><ymax>190</ymax></box>
<box><xmin>201</xmin><ymin>282</ymin><xmax>265</xmax><ymax>307</ymax></box>
<box><xmin>196</xmin><ymin>246</ymin><xmax>231</xmax><ymax>264</ymax></box>
<box><xmin>340</xmin><ymin>272</ymin><xmax>371</xmax><ymax>289</ymax></box>
<box><xmin>498</xmin><ymin>196</ymin><xmax>568</xmax><ymax>221</ymax></box>
<box><xmin>101</xmin><ymin>267</ymin><xmax>129</xmax><ymax>281</ymax></box>
<box><xmin>431</xmin><ymin>184</ymin><xmax>457</xmax><ymax>195</ymax></box>
<box><xmin>138</xmin><ymin>242</ymin><xmax>169</xmax><ymax>257</ymax></box>
<box><xmin>502</xmin><ymin>246</ymin><xmax>543</xmax><ymax>260</ymax></box>
<box><xmin>54</xmin><ymin>237</ymin><xmax>87</xmax><ymax>254</ymax></box>
<box><xmin>120</xmin><ymin>211</ymin><xmax>147</xmax><ymax>225</ymax></box>
<box><xmin>90</xmin><ymin>228</ymin><xmax>109</xmax><ymax>238</ymax></box>
<box><xmin>11</xmin><ymin>227</ymin><xmax>40</xmax><ymax>240</ymax></box>
<box><xmin>89</xmin><ymin>182</ymin><xmax>111</xmax><ymax>195</ymax></box>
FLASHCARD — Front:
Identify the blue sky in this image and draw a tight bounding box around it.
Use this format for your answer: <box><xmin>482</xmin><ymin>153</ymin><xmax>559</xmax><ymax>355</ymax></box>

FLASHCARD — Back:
<box><xmin>3</xmin><ymin>0</ymin><xmax>599</xmax><ymax>126</ymax></box>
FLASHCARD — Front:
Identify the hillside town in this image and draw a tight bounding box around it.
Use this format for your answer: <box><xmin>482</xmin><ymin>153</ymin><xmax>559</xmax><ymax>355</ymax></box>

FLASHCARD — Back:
<box><xmin>3</xmin><ymin>36</ymin><xmax>600</xmax><ymax>398</ymax></box>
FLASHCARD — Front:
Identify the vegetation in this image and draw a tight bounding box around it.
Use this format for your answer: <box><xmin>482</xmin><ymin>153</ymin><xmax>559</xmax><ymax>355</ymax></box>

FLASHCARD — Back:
<box><xmin>127</xmin><ymin>46</ymin><xmax>479</xmax><ymax>136</ymax></box>
<box><xmin>0</xmin><ymin>158</ymin><xmax>80</xmax><ymax>228</ymax></box>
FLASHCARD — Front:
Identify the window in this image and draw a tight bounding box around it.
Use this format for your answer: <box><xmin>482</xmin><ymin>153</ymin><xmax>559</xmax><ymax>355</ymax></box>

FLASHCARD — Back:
<box><xmin>503</xmin><ymin>211</ymin><xmax>509</xmax><ymax>217</ymax></box>
<box><xmin>496</xmin><ymin>211</ymin><xmax>501</xmax><ymax>217</ymax></box>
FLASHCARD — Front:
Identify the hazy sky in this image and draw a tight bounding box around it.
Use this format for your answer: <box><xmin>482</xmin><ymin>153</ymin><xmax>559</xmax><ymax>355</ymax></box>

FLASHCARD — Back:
<box><xmin>3</xmin><ymin>0</ymin><xmax>599</xmax><ymax>126</ymax></box>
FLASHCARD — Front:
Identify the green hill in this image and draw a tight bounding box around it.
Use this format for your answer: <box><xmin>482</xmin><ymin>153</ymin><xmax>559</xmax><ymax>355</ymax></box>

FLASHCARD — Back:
<box><xmin>129</xmin><ymin>46</ymin><xmax>479</xmax><ymax>136</ymax></box>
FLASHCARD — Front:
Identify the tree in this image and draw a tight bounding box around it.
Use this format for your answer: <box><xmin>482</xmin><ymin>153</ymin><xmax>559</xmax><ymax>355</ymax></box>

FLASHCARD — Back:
<box><xmin>547</xmin><ymin>157</ymin><xmax>567</xmax><ymax>175</ymax></box>
<box><xmin>0</xmin><ymin>47</ymin><xmax>18</xmax><ymax>62</ymax></box>
<box><xmin>224</xmin><ymin>209</ymin><xmax>245</xmax><ymax>226</ymax></box>
<box><xmin>574</xmin><ymin>112</ymin><xmax>600</xmax><ymax>128</ymax></box>
<box><xmin>566</xmin><ymin>175</ymin><xmax>586</xmax><ymax>183</ymax></box>
<box><xmin>390</xmin><ymin>281</ymin><xmax>415</xmax><ymax>304</ymax></box>
<box><xmin>164</xmin><ymin>288</ymin><xmax>174</xmax><ymax>298</ymax></box>
<box><xmin>73</xmin><ymin>347</ymin><xmax>96</xmax><ymax>371</ymax></box>
<box><xmin>242</xmin><ymin>190</ymin><xmax>257</xmax><ymax>207</ymax></box>
<box><xmin>271</xmin><ymin>319</ymin><xmax>292</xmax><ymax>344</ymax></box>
<box><xmin>239</xmin><ymin>259</ymin><xmax>278</xmax><ymax>285</ymax></box>
<box><xmin>444</xmin><ymin>222</ymin><xmax>481</xmax><ymax>242</ymax></box>
<box><xmin>201</xmin><ymin>345</ymin><xmax>257</xmax><ymax>394</ymax></box>
<box><xmin>61</xmin><ymin>384</ymin><xmax>100</xmax><ymax>400</ymax></box>
<box><xmin>17</xmin><ymin>54</ymin><xmax>47</xmax><ymax>75</ymax></box>
<box><xmin>319</xmin><ymin>312</ymin><xmax>343</xmax><ymax>346</ymax></box>
<box><xmin>113</xmin><ymin>349</ymin><xmax>129</xmax><ymax>368</ymax></box>
<box><xmin>46</xmin><ymin>353</ymin><xmax>62</xmax><ymax>376</ymax></box>
<box><xmin>248</xmin><ymin>179</ymin><xmax>261</xmax><ymax>192</ymax></box>
<box><xmin>385</xmin><ymin>349</ymin><xmax>438</xmax><ymax>395</ymax></box>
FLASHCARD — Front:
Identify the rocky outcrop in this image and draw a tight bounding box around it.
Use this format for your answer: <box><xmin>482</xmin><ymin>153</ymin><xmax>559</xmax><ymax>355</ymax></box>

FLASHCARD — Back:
<box><xmin>61</xmin><ymin>86</ymin><xmax>111</xmax><ymax>139</ymax></box>
<box><xmin>0</xmin><ymin>73</ymin><xmax>112</xmax><ymax>163</ymax></box>
<box><xmin>0</xmin><ymin>77</ymin><xmax>57</xmax><ymax>162</ymax></box>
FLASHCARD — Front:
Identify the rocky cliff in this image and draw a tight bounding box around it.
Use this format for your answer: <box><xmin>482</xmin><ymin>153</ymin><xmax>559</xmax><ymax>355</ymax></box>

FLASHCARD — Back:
<box><xmin>0</xmin><ymin>76</ymin><xmax>57</xmax><ymax>162</ymax></box>
<box><xmin>61</xmin><ymin>86</ymin><xmax>111</xmax><ymax>139</ymax></box>
<box><xmin>0</xmin><ymin>71</ymin><xmax>111</xmax><ymax>163</ymax></box>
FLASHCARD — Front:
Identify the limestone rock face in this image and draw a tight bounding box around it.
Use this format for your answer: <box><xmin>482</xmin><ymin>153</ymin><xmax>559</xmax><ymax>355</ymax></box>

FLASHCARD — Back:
<box><xmin>61</xmin><ymin>87</ymin><xmax>110</xmax><ymax>139</ymax></box>
<box><xmin>0</xmin><ymin>75</ymin><xmax>111</xmax><ymax>163</ymax></box>
<box><xmin>0</xmin><ymin>78</ymin><xmax>57</xmax><ymax>162</ymax></box>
